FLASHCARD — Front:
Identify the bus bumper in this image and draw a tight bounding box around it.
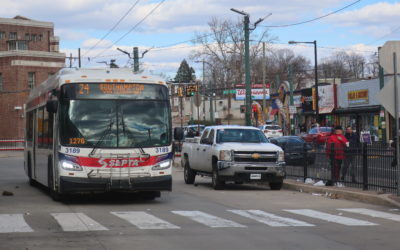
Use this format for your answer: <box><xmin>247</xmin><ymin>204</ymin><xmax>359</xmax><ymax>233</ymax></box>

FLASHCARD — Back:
<box><xmin>59</xmin><ymin>175</ymin><xmax>172</xmax><ymax>193</ymax></box>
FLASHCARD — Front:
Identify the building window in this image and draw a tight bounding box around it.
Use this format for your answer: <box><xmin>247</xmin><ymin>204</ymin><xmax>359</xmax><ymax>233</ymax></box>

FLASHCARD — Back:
<box><xmin>0</xmin><ymin>73</ymin><xmax>3</xmax><ymax>91</ymax></box>
<box><xmin>38</xmin><ymin>34</ymin><xmax>43</xmax><ymax>41</ymax></box>
<box><xmin>31</xmin><ymin>34</ymin><xmax>37</xmax><ymax>42</ymax></box>
<box><xmin>7</xmin><ymin>41</ymin><xmax>28</xmax><ymax>51</ymax></box>
<box><xmin>28</xmin><ymin>72</ymin><xmax>35</xmax><ymax>89</ymax></box>
<box><xmin>9</xmin><ymin>32</ymin><xmax>17</xmax><ymax>40</ymax></box>
<box><xmin>25</xmin><ymin>33</ymin><xmax>30</xmax><ymax>40</ymax></box>
<box><xmin>0</xmin><ymin>32</ymin><xmax>5</xmax><ymax>39</ymax></box>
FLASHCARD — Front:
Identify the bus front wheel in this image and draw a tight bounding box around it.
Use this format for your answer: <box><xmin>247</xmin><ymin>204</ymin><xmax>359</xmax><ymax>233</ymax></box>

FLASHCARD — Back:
<box><xmin>48</xmin><ymin>160</ymin><xmax>62</xmax><ymax>201</ymax></box>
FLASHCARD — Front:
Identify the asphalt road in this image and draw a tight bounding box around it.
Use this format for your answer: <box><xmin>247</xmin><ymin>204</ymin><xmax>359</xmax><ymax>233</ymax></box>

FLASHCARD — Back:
<box><xmin>0</xmin><ymin>155</ymin><xmax>400</xmax><ymax>250</ymax></box>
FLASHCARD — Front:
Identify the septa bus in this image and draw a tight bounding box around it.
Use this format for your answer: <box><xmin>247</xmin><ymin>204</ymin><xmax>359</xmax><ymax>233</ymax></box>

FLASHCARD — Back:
<box><xmin>24</xmin><ymin>68</ymin><xmax>172</xmax><ymax>200</ymax></box>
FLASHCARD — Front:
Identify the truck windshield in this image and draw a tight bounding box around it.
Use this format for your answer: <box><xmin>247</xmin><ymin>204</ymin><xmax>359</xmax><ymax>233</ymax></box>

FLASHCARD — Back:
<box><xmin>216</xmin><ymin>129</ymin><xmax>269</xmax><ymax>143</ymax></box>
<box><xmin>60</xmin><ymin>99</ymin><xmax>171</xmax><ymax>148</ymax></box>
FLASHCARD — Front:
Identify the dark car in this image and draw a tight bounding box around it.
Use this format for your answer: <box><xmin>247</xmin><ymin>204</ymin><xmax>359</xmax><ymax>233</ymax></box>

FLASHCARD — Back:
<box><xmin>270</xmin><ymin>136</ymin><xmax>316</xmax><ymax>165</ymax></box>
<box><xmin>301</xmin><ymin>126</ymin><xmax>333</xmax><ymax>145</ymax></box>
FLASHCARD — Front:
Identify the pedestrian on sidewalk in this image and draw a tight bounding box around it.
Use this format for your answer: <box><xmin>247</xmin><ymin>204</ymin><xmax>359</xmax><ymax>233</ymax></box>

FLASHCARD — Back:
<box><xmin>342</xmin><ymin>126</ymin><xmax>359</xmax><ymax>183</ymax></box>
<box><xmin>325</xmin><ymin>125</ymin><xmax>348</xmax><ymax>186</ymax></box>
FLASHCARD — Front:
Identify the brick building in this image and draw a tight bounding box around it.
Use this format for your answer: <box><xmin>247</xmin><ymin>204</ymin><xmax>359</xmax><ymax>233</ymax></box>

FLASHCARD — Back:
<box><xmin>0</xmin><ymin>16</ymin><xmax>65</xmax><ymax>138</ymax></box>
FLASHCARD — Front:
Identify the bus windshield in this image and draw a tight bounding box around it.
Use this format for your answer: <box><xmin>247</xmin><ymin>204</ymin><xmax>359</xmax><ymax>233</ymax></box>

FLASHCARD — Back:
<box><xmin>60</xmin><ymin>99</ymin><xmax>171</xmax><ymax>148</ymax></box>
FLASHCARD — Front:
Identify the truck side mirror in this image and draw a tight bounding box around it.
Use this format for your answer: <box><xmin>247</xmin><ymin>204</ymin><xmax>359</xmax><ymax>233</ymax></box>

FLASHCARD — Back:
<box><xmin>46</xmin><ymin>100</ymin><xmax>58</xmax><ymax>113</ymax></box>
<box><xmin>174</xmin><ymin>127</ymin><xmax>184</xmax><ymax>141</ymax></box>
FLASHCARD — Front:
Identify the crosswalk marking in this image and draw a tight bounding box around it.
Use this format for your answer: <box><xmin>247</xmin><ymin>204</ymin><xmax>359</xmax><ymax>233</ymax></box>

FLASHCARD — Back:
<box><xmin>284</xmin><ymin>209</ymin><xmax>378</xmax><ymax>226</ymax></box>
<box><xmin>171</xmin><ymin>210</ymin><xmax>246</xmax><ymax>228</ymax></box>
<box><xmin>228</xmin><ymin>210</ymin><xmax>314</xmax><ymax>227</ymax></box>
<box><xmin>338</xmin><ymin>208</ymin><xmax>400</xmax><ymax>222</ymax></box>
<box><xmin>111</xmin><ymin>211</ymin><xmax>180</xmax><ymax>229</ymax></box>
<box><xmin>0</xmin><ymin>214</ymin><xmax>34</xmax><ymax>233</ymax></box>
<box><xmin>51</xmin><ymin>213</ymin><xmax>108</xmax><ymax>232</ymax></box>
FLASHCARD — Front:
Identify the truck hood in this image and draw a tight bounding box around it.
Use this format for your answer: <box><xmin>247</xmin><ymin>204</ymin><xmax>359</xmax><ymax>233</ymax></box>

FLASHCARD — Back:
<box><xmin>217</xmin><ymin>142</ymin><xmax>283</xmax><ymax>152</ymax></box>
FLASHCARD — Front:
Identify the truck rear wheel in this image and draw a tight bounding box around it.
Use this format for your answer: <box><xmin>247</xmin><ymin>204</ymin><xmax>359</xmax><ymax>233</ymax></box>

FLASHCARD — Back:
<box><xmin>184</xmin><ymin>160</ymin><xmax>196</xmax><ymax>184</ymax></box>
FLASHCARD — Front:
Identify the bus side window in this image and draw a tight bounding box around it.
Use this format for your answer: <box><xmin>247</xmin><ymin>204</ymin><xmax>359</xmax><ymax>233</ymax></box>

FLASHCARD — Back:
<box><xmin>37</xmin><ymin>107</ymin><xmax>44</xmax><ymax>148</ymax></box>
<box><xmin>26</xmin><ymin>111</ymin><xmax>34</xmax><ymax>147</ymax></box>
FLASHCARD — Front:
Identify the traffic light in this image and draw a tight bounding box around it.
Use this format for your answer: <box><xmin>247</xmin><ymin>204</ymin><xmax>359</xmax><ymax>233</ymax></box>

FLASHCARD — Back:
<box><xmin>177</xmin><ymin>86</ymin><xmax>184</xmax><ymax>97</ymax></box>
<box><xmin>185</xmin><ymin>84</ymin><xmax>197</xmax><ymax>97</ymax></box>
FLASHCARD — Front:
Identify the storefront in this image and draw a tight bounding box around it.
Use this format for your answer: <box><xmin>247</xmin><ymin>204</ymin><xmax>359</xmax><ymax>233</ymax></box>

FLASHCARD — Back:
<box><xmin>335</xmin><ymin>79</ymin><xmax>382</xmax><ymax>141</ymax></box>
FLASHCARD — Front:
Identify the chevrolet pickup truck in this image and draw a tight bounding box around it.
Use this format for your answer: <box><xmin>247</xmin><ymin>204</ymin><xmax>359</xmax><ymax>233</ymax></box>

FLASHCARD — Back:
<box><xmin>174</xmin><ymin>125</ymin><xmax>286</xmax><ymax>190</ymax></box>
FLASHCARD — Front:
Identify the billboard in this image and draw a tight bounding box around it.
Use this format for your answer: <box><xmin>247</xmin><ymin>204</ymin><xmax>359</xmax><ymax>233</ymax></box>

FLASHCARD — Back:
<box><xmin>235</xmin><ymin>89</ymin><xmax>270</xmax><ymax>100</ymax></box>
<box><xmin>318</xmin><ymin>85</ymin><xmax>335</xmax><ymax>114</ymax></box>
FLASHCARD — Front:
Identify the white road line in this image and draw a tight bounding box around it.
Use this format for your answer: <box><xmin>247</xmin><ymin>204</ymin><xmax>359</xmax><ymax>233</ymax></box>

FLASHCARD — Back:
<box><xmin>0</xmin><ymin>214</ymin><xmax>34</xmax><ymax>233</ymax></box>
<box><xmin>111</xmin><ymin>211</ymin><xmax>180</xmax><ymax>229</ymax></box>
<box><xmin>51</xmin><ymin>213</ymin><xmax>108</xmax><ymax>232</ymax></box>
<box><xmin>284</xmin><ymin>209</ymin><xmax>378</xmax><ymax>226</ymax></box>
<box><xmin>228</xmin><ymin>210</ymin><xmax>314</xmax><ymax>227</ymax></box>
<box><xmin>338</xmin><ymin>208</ymin><xmax>400</xmax><ymax>222</ymax></box>
<box><xmin>171</xmin><ymin>211</ymin><xmax>246</xmax><ymax>228</ymax></box>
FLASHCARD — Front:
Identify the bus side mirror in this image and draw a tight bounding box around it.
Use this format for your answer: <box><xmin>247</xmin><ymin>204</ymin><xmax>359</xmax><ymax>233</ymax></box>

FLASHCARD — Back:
<box><xmin>46</xmin><ymin>100</ymin><xmax>58</xmax><ymax>113</ymax></box>
<box><xmin>174</xmin><ymin>127</ymin><xmax>184</xmax><ymax>141</ymax></box>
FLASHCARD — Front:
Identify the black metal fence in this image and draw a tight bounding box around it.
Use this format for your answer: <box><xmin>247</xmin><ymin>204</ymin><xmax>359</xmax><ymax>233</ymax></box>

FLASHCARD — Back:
<box><xmin>285</xmin><ymin>142</ymin><xmax>399</xmax><ymax>194</ymax></box>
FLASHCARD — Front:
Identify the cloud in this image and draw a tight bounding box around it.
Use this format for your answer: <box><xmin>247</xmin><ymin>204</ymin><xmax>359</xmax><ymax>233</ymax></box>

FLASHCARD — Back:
<box><xmin>325</xmin><ymin>2</ymin><xmax>400</xmax><ymax>38</ymax></box>
<box><xmin>82</xmin><ymin>39</ymin><xmax>113</xmax><ymax>48</ymax></box>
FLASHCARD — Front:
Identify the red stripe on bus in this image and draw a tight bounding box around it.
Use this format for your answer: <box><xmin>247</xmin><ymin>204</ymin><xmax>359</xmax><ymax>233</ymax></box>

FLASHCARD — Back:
<box><xmin>76</xmin><ymin>155</ymin><xmax>159</xmax><ymax>168</ymax></box>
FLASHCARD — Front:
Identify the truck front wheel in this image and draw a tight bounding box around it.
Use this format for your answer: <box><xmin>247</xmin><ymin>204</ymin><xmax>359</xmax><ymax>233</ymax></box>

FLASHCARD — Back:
<box><xmin>269</xmin><ymin>181</ymin><xmax>283</xmax><ymax>190</ymax></box>
<box><xmin>184</xmin><ymin>160</ymin><xmax>196</xmax><ymax>184</ymax></box>
<box><xmin>212</xmin><ymin>164</ymin><xmax>225</xmax><ymax>190</ymax></box>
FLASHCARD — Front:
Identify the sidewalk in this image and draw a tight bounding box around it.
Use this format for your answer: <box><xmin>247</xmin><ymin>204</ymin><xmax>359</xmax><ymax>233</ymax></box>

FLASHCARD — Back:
<box><xmin>284</xmin><ymin>179</ymin><xmax>400</xmax><ymax>208</ymax></box>
<box><xmin>0</xmin><ymin>151</ymin><xmax>23</xmax><ymax>158</ymax></box>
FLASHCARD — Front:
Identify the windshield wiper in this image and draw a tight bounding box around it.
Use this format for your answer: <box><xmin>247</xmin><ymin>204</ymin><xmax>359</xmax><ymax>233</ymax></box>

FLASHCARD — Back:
<box><xmin>89</xmin><ymin>118</ymin><xmax>114</xmax><ymax>157</ymax></box>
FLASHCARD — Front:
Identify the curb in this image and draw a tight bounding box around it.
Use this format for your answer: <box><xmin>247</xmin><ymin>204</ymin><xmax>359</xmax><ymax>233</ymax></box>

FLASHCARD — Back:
<box><xmin>283</xmin><ymin>180</ymin><xmax>400</xmax><ymax>208</ymax></box>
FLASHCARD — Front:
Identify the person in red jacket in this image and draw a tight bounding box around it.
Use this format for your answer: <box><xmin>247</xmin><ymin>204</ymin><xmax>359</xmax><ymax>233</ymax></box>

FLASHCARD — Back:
<box><xmin>325</xmin><ymin>125</ymin><xmax>348</xmax><ymax>185</ymax></box>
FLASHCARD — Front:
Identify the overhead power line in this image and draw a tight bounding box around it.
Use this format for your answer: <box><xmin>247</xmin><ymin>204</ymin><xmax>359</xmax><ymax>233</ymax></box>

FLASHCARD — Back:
<box><xmin>261</xmin><ymin>0</ymin><xmax>361</xmax><ymax>28</ymax></box>
<box><xmin>82</xmin><ymin>0</ymin><xmax>141</xmax><ymax>57</ymax></box>
<box><xmin>91</xmin><ymin>0</ymin><xmax>165</xmax><ymax>60</ymax></box>
<box><xmin>366</xmin><ymin>25</ymin><xmax>400</xmax><ymax>46</ymax></box>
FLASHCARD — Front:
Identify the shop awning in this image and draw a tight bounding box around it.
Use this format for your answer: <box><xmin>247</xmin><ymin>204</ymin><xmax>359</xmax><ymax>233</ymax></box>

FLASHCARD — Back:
<box><xmin>333</xmin><ymin>105</ymin><xmax>381</xmax><ymax>114</ymax></box>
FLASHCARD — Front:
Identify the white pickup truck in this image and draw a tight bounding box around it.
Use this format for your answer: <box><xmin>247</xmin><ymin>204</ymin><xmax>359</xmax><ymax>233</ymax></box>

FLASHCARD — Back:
<box><xmin>175</xmin><ymin>125</ymin><xmax>286</xmax><ymax>190</ymax></box>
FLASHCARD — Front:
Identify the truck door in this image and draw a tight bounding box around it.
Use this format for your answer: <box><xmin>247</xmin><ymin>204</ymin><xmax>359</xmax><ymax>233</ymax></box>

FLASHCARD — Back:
<box><xmin>190</xmin><ymin>128</ymin><xmax>209</xmax><ymax>170</ymax></box>
<box><xmin>197</xmin><ymin>129</ymin><xmax>215</xmax><ymax>172</ymax></box>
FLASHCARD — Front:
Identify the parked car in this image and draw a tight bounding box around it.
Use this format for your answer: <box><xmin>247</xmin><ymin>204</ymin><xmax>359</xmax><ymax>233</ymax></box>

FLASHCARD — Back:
<box><xmin>174</xmin><ymin>125</ymin><xmax>286</xmax><ymax>190</ymax></box>
<box><xmin>258</xmin><ymin>124</ymin><xmax>283</xmax><ymax>138</ymax></box>
<box><xmin>269</xmin><ymin>136</ymin><xmax>316</xmax><ymax>165</ymax></box>
<box><xmin>301</xmin><ymin>126</ymin><xmax>332</xmax><ymax>145</ymax></box>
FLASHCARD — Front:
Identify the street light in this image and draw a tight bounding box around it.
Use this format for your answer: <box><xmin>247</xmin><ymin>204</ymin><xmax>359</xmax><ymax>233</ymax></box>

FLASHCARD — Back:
<box><xmin>288</xmin><ymin>40</ymin><xmax>319</xmax><ymax>123</ymax></box>
<box><xmin>231</xmin><ymin>8</ymin><xmax>270</xmax><ymax>126</ymax></box>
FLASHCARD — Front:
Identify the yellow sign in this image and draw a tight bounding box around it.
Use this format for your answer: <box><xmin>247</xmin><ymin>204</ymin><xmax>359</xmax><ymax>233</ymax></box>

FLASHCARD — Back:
<box><xmin>348</xmin><ymin>89</ymin><xmax>369</xmax><ymax>105</ymax></box>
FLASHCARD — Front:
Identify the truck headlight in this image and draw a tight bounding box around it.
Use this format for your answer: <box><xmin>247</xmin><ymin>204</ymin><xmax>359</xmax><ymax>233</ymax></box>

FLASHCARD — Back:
<box><xmin>152</xmin><ymin>160</ymin><xmax>171</xmax><ymax>170</ymax></box>
<box><xmin>60</xmin><ymin>160</ymin><xmax>83</xmax><ymax>171</ymax></box>
<box><xmin>277</xmin><ymin>151</ymin><xmax>285</xmax><ymax>162</ymax></box>
<box><xmin>219</xmin><ymin>150</ymin><xmax>232</xmax><ymax>161</ymax></box>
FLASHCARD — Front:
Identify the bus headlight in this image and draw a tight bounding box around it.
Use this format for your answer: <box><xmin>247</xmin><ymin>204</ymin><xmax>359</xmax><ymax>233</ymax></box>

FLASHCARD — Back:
<box><xmin>152</xmin><ymin>160</ymin><xmax>171</xmax><ymax>170</ymax></box>
<box><xmin>60</xmin><ymin>160</ymin><xmax>83</xmax><ymax>171</ymax></box>
<box><xmin>277</xmin><ymin>151</ymin><xmax>285</xmax><ymax>162</ymax></box>
<box><xmin>219</xmin><ymin>150</ymin><xmax>232</xmax><ymax>161</ymax></box>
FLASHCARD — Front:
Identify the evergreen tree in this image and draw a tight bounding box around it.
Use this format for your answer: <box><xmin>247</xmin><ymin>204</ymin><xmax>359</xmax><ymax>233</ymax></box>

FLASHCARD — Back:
<box><xmin>174</xmin><ymin>59</ymin><xmax>196</xmax><ymax>82</ymax></box>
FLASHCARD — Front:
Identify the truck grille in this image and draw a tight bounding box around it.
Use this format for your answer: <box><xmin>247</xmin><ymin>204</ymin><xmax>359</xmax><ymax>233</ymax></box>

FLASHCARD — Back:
<box><xmin>233</xmin><ymin>151</ymin><xmax>277</xmax><ymax>163</ymax></box>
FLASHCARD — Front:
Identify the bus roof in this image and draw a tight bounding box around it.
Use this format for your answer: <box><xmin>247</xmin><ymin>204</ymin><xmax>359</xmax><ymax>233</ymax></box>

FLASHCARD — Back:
<box><xmin>26</xmin><ymin>68</ymin><xmax>167</xmax><ymax>106</ymax></box>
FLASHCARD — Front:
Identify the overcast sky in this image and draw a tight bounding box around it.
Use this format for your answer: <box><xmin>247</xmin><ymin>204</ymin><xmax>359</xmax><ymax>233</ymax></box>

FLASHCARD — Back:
<box><xmin>1</xmin><ymin>0</ymin><xmax>399</xmax><ymax>78</ymax></box>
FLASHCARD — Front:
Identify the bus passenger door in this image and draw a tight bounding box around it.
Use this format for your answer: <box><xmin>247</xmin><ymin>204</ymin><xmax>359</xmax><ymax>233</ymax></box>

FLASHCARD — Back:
<box><xmin>34</xmin><ymin>107</ymin><xmax>49</xmax><ymax>186</ymax></box>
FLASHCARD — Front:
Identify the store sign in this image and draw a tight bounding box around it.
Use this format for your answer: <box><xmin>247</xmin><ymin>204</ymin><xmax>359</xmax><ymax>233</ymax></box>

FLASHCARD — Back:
<box><xmin>293</xmin><ymin>95</ymin><xmax>302</xmax><ymax>107</ymax></box>
<box><xmin>235</xmin><ymin>89</ymin><xmax>270</xmax><ymax>100</ymax></box>
<box><xmin>301</xmin><ymin>88</ymin><xmax>314</xmax><ymax>112</ymax></box>
<box><xmin>348</xmin><ymin>89</ymin><xmax>369</xmax><ymax>105</ymax></box>
<box><xmin>319</xmin><ymin>85</ymin><xmax>335</xmax><ymax>114</ymax></box>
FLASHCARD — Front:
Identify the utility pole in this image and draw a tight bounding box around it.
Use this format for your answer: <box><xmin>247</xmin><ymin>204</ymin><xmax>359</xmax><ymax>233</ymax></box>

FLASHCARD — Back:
<box><xmin>78</xmin><ymin>48</ymin><xmax>81</xmax><ymax>68</ymax></box>
<box><xmin>210</xmin><ymin>72</ymin><xmax>215</xmax><ymax>123</ymax></box>
<box><xmin>230</xmin><ymin>8</ymin><xmax>270</xmax><ymax>126</ymax></box>
<box><xmin>378</xmin><ymin>47</ymin><xmax>387</xmax><ymax>142</ymax></box>
<box><xmin>262</xmin><ymin>42</ymin><xmax>267</xmax><ymax>123</ymax></box>
<box><xmin>288</xmin><ymin>64</ymin><xmax>294</xmax><ymax>135</ymax></box>
<box><xmin>133</xmin><ymin>47</ymin><xmax>139</xmax><ymax>73</ymax></box>
<box><xmin>202</xmin><ymin>61</ymin><xmax>206</xmax><ymax>121</ymax></box>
